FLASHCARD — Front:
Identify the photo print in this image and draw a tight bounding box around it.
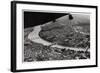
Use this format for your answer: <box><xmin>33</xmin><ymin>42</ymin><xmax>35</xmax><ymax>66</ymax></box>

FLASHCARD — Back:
<box><xmin>24</xmin><ymin>11</ymin><xmax>90</xmax><ymax>62</ymax></box>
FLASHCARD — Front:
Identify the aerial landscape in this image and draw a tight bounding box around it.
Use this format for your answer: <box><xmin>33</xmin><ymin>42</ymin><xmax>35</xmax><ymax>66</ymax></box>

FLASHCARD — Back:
<box><xmin>24</xmin><ymin>12</ymin><xmax>90</xmax><ymax>62</ymax></box>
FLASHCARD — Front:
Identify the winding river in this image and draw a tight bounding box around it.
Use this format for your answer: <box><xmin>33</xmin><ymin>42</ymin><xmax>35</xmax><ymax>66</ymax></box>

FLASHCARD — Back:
<box><xmin>28</xmin><ymin>25</ymin><xmax>89</xmax><ymax>52</ymax></box>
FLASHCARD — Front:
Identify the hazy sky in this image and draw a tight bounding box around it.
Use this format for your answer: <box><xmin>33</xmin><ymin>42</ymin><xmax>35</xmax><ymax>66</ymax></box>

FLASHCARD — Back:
<box><xmin>56</xmin><ymin>13</ymin><xmax>90</xmax><ymax>26</ymax></box>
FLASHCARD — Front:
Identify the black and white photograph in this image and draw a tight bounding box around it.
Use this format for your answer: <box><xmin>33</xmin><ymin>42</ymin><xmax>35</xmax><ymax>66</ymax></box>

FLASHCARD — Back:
<box><xmin>24</xmin><ymin>11</ymin><xmax>90</xmax><ymax>62</ymax></box>
<box><xmin>11</xmin><ymin>1</ymin><xmax>97</xmax><ymax>72</ymax></box>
